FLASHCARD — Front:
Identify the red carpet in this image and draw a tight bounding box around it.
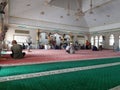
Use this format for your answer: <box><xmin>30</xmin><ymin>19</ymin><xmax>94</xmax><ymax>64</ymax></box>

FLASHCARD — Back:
<box><xmin>0</xmin><ymin>49</ymin><xmax>120</xmax><ymax>66</ymax></box>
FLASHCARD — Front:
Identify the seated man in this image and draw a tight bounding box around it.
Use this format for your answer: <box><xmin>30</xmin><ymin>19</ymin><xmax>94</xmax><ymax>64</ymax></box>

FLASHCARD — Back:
<box><xmin>10</xmin><ymin>40</ymin><xmax>25</xmax><ymax>59</ymax></box>
<box><xmin>69</xmin><ymin>43</ymin><xmax>75</xmax><ymax>54</ymax></box>
<box><xmin>66</xmin><ymin>43</ymin><xmax>75</xmax><ymax>54</ymax></box>
<box><xmin>66</xmin><ymin>44</ymin><xmax>70</xmax><ymax>53</ymax></box>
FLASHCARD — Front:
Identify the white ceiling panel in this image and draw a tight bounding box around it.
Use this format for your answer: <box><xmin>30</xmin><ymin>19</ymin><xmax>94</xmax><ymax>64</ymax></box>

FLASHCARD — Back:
<box><xmin>8</xmin><ymin>0</ymin><xmax>120</xmax><ymax>29</ymax></box>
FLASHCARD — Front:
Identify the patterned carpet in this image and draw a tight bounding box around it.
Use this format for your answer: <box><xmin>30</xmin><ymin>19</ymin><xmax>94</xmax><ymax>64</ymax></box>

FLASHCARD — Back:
<box><xmin>0</xmin><ymin>50</ymin><xmax>120</xmax><ymax>90</ymax></box>
<box><xmin>0</xmin><ymin>49</ymin><xmax>120</xmax><ymax>66</ymax></box>
<box><xmin>0</xmin><ymin>57</ymin><xmax>120</xmax><ymax>90</ymax></box>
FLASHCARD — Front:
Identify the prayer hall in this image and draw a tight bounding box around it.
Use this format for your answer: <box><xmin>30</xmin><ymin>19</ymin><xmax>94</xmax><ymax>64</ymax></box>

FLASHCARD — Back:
<box><xmin>0</xmin><ymin>0</ymin><xmax>120</xmax><ymax>90</ymax></box>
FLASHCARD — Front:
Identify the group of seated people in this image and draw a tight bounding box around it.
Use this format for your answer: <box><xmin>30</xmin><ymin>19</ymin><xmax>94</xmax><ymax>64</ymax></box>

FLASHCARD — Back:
<box><xmin>8</xmin><ymin>40</ymin><xmax>103</xmax><ymax>59</ymax></box>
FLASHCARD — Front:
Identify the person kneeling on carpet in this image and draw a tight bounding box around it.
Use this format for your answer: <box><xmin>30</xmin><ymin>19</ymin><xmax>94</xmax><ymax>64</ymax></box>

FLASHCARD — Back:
<box><xmin>66</xmin><ymin>44</ymin><xmax>70</xmax><ymax>53</ymax></box>
<box><xmin>66</xmin><ymin>43</ymin><xmax>75</xmax><ymax>54</ymax></box>
<box><xmin>10</xmin><ymin>40</ymin><xmax>25</xmax><ymax>59</ymax></box>
<box><xmin>92</xmin><ymin>45</ymin><xmax>98</xmax><ymax>51</ymax></box>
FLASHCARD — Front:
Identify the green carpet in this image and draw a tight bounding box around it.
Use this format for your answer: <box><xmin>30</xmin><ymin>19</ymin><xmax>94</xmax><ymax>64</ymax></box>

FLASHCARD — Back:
<box><xmin>0</xmin><ymin>57</ymin><xmax>120</xmax><ymax>90</ymax></box>
<box><xmin>0</xmin><ymin>64</ymin><xmax>120</xmax><ymax>90</ymax></box>
<box><xmin>0</xmin><ymin>57</ymin><xmax>120</xmax><ymax>77</ymax></box>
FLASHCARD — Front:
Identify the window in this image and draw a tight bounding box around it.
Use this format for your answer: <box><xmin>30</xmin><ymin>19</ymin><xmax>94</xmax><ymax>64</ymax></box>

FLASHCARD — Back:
<box><xmin>109</xmin><ymin>34</ymin><xmax>114</xmax><ymax>46</ymax></box>
<box><xmin>95</xmin><ymin>36</ymin><xmax>98</xmax><ymax>47</ymax></box>
<box><xmin>119</xmin><ymin>36</ymin><xmax>120</xmax><ymax>48</ymax></box>
<box><xmin>14</xmin><ymin>35</ymin><xmax>28</xmax><ymax>45</ymax></box>
<box><xmin>77</xmin><ymin>36</ymin><xmax>85</xmax><ymax>45</ymax></box>
<box><xmin>90</xmin><ymin>36</ymin><xmax>94</xmax><ymax>46</ymax></box>
<box><xmin>99</xmin><ymin>35</ymin><xmax>103</xmax><ymax>45</ymax></box>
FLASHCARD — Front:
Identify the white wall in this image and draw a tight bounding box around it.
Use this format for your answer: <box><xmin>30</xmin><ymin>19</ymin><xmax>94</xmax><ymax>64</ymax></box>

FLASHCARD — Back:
<box><xmin>9</xmin><ymin>17</ymin><xmax>89</xmax><ymax>33</ymax></box>
<box><xmin>5</xmin><ymin>27</ymin><xmax>37</xmax><ymax>49</ymax></box>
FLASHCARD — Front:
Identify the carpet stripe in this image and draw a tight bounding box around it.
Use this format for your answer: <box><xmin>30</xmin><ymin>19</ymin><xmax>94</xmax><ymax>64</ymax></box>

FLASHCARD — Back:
<box><xmin>109</xmin><ymin>85</ymin><xmax>120</xmax><ymax>90</ymax></box>
<box><xmin>0</xmin><ymin>62</ymin><xmax>120</xmax><ymax>82</ymax></box>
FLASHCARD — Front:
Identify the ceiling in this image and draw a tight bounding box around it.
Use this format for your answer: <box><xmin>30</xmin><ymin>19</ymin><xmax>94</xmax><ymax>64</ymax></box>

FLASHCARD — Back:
<box><xmin>3</xmin><ymin>0</ymin><xmax>120</xmax><ymax>32</ymax></box>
